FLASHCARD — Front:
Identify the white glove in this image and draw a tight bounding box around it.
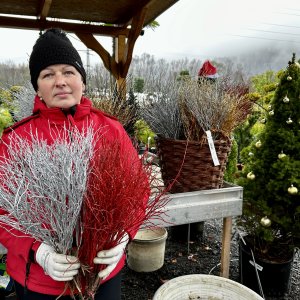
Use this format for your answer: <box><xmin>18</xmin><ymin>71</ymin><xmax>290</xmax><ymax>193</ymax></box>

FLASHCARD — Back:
<box><xmin>36</xmin><ymin>243</ymin><xmax>80</xmax><ymax>282</ymax></box>
<box><xmin>94</xmin><ymin>233</ymin><xmax>129</xmax><ymax>280</ymax></box>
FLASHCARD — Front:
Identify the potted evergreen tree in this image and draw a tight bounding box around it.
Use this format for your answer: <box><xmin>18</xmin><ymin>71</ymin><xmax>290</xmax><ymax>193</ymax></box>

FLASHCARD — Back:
<box><xmin>238</xmin><ymin>54</ymin><xmax>300</xmax><ymax>298</ymax></box>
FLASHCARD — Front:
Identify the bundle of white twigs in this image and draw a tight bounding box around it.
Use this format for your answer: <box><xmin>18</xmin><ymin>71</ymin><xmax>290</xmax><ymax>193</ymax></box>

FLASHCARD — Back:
<box><xmin>0</xmin><ymin>126</ymin><xmax>96</xmax><ymax>254</ymax></box>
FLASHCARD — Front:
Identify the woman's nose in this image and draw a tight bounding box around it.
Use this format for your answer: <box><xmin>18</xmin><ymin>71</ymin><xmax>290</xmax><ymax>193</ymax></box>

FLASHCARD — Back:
<box><xmin>54</xmin><ymin>73</ymin><xmax>66</xmax><ymax>86</ymax></box>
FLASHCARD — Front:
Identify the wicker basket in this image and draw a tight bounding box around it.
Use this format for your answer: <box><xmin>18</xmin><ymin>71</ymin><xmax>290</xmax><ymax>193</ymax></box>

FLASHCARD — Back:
<box><xmin>155</xmin><ymin>135</ymin><xmax>232</xmax><ymax>193</ymax></box>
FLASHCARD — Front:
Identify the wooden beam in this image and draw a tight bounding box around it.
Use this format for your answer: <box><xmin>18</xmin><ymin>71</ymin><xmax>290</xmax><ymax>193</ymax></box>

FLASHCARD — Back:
<box><xmin>115</xmin><ymin>35</ymin><xmax>126</xmax><ymax>65</ymax></box>
<box><xmin>39</xmin><ymin>0</ymin><xmax>52</xmax><ymax>20</ymax></box>
<box><xmin>115</xmin><ymin>35</ymin><xmax>127</xmax><ymax>91</ymax></box>
<box><xmin>0</xmin><ymin>15</ymin><xmax>130</xmax><ymax>37</ymax></box>
<box><xmin>220</xmin><ymin>217</ymin><xmax>232</xmax><ymax>278</ymax></box>
<box><xmin>120</xmin><ymin>8</ymin><xmax>147</xmax><ymax>78</ymax></box>
<box><xmin>75</xmin><ymin>32</ymin><xmax>119</xmax><ymax>78</ymax></box>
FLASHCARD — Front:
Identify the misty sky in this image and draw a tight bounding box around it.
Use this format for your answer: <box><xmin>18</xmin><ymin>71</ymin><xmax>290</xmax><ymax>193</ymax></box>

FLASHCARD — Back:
<box><xmin>0</xmin><ymin>0</ymin><xmax>300</xmax><ymax>64</ymax></box>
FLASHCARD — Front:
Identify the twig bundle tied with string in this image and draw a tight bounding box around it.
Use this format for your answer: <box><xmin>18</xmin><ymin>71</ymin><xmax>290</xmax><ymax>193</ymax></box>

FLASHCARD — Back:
<box><xmin>78</xmin><ymin>138</ymin><xmax>169</xmax><ymax>299</ymax></box>
<box><xmin>0</xmin><ymin>127</ymin><xmax>95</xmax><ymax>252</ymax></box>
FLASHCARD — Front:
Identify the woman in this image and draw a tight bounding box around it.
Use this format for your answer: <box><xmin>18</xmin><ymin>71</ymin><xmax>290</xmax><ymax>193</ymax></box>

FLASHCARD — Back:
<box><xmin>0</xmin><ymin>28</ymin><xmax>147</xmax><ymax>300</ymax></box>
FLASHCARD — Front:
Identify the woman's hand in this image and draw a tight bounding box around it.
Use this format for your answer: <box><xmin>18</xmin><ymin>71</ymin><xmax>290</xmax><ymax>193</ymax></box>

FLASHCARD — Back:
<box><xmin>93</xmin><ymin>233</ymin><xmax>129</xmax><ymax>280</ymax></box>
<box><xmin>36</xmin><ymin>243</ymin><xmax>80</xmax><ymax>281</ymax></box>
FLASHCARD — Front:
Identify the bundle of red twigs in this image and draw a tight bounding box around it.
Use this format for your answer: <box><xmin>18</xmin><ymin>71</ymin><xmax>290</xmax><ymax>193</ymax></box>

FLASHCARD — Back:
<box><xmin>78</xmin><ymin>138</ymin><xmax>169</xmax><ymax>299</ymax></box>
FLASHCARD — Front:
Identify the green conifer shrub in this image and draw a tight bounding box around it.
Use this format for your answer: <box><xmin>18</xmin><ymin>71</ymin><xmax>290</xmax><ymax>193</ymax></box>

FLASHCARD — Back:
<box><xmin>238</xmin><ymin>54</ymin><xmax>300</xmax><ymax>260</ymax></box>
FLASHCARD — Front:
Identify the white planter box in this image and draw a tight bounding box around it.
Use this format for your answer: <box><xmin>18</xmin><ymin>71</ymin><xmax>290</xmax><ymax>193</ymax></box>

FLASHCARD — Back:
<box><xmin>148</xmin><ymin>182</ymin><xmax>243</xmax><ymax>227</ymax></box>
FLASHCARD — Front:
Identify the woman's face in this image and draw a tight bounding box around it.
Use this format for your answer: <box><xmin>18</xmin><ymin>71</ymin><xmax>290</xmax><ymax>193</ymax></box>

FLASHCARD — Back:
<box><xmin>37</xmin><ymin>64</ymin><xmax>85</xmax><ymax>109</ymax></box>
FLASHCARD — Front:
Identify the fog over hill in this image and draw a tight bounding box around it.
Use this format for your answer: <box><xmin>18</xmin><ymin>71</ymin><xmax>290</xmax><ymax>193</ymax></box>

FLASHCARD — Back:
<box><xmin>215</xmin><ymin>42</ymin><xmax>300</xmax><ymax>77</ymax></box>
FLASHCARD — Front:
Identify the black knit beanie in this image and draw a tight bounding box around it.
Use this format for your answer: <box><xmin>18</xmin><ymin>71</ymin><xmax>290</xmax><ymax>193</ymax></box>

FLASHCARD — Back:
<box><xmin>29</xmin><ymin>28</ymin><xmax>86</xmax><ymax>91</ymax></box>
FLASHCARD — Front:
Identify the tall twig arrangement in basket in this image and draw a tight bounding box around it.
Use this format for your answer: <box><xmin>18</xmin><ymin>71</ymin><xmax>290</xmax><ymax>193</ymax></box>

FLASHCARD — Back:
<box><xmin>139</xmin><ymin>78</ymin><xmax>184</xmax><ymax>140</ymax></box>
<box><xmin>140</xmin><ymin>76</ymin><xmax>252</xmax><ymax>192</ymax></box>
<box><xmin>140</xmin><ymin>76</ymin><xmax>251</xmax><ymax>141</ymax></box>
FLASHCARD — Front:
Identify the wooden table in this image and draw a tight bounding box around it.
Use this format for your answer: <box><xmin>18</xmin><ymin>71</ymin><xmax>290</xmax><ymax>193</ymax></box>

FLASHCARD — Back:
<box><xmin>147</xmin><ymin>183</ymin><xmax>243</xmax><ymax>278</ymax></box>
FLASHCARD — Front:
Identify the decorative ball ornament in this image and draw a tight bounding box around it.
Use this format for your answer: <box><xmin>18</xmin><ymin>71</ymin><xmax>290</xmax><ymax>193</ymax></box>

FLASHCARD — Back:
<box><xmin>287</xmin><ymin>76</ymin><xmax>292</xmax><ymax>81</ymax></box>
<box><xmin>260</xmin><ymin>118</ymin><xmax>266</xmax><ymax>124</ymax></box>
<box><xmin>283</xmin><ymin>96</ymin><xmax>290</xmax><ymax>103</ymax></box>
<box><xmin>255</xmin><ymin>140</ymin><xmax>262</xmax><ymax>148</ymax></box>
<box><xmin>248</xmin><ymin>152</ymin><xmax>254</xmax><ymax>156</ymax></box>
<box><xmin>288</xmin><ymin>184</ymin><xmax>298</xmax><ymax>195</ymax></box>
<box><xmin>269</xmin><ymin>110</ymin><xmax>274</xmax><ymax>116</ymax></box>
<box><xmin>286</xmin><ymin>117</ymin><xmax>293</xmax><ymax>124</ymax></box>
<box><xmin>260</xmin><ymin>216</ymin><xmax>272</xmax><ymax>227</ymax></box>
<box><xmin>278</xmin><ymin>151</ymin><xmax>286</xmax><ymax>159</ymax></box>
<box><xmin>247</xmin><ymin>171</ymin><xmax>255</xmax><ymax>180</ymax></box>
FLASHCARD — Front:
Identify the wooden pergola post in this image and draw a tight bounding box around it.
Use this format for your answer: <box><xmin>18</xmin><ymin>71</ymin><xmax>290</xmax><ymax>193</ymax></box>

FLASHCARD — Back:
<box><xmin>76</xmin><ymin>7</ymin><xmax>147</xmax><ymax>94</ymax></box>
<box><xmin>115</xmin><ymin>34</ymin><xmax>127</xmax><ymax>97</ymax></box>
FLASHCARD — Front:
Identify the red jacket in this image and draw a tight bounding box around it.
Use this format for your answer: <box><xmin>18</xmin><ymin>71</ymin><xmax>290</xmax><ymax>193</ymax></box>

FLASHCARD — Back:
<box><xmin>0</xmin><ymin>96</ymin><xmax>147</xmax><ymax>295</ymax></box>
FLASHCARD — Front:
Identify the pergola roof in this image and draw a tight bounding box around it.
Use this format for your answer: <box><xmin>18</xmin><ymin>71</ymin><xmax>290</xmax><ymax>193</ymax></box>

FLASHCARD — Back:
<box><xmin>0</xmin><ymin>0</ymin><xmax>178</xmax><ymax>35</ymax></box>
<box><xmin>0</xmin><ymin>0</ymin><xmax>179</xmax><ymax>85</ymax></box>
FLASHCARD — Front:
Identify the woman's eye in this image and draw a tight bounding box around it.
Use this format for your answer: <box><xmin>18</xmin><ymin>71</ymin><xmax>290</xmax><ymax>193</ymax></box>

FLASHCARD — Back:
<box><xmin>42</xmin><ymin>73</ymin><xmax>53</xmax><ymax>78</ymax></box>
<box><xmin>65</xmin><ymin>70</ymin><xmax>75</xmax><ymax>75</ymax></box>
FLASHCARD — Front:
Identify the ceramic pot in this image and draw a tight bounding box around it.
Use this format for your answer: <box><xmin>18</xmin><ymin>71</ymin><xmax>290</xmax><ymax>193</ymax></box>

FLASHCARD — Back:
<box><xmin>127</xmin><ymin>227</ymin><xmax>168</xmax><ymax>272</ymax></box>
<box><xmin>153</xmin><ymin>274</ymin><xmax>264</xmax><ymax>300</ymax></box>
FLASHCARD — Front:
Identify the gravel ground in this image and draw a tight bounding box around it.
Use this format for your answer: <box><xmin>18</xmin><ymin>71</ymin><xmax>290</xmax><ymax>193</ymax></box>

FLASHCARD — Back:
<box><xmin>1</xmin><ymin>219</ymin><xmax>298</xmax><ymax>299</ymax></box>
<box><xmin>121</xmin><ymin>219</ymin><xmax>300</xmax><ymax>300</ymax></box>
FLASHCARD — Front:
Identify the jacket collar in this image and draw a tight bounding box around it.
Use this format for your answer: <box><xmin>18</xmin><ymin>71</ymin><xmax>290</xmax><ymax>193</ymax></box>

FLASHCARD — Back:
<box><xmin>32</xmin><ymin>95</ymin><xmax>92</xmax><ymax>123</ymax></box>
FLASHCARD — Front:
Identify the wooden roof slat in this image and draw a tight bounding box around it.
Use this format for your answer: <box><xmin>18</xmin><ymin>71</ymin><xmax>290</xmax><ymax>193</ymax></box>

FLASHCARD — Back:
<box><xmin>0</xmin><ymin>15</ymin><xmax>130</xmax><ymax>36</ymax></box>
<box><xmin>39</xmin><ymin>0</ymin><xmax>53</xmax><ymax>20</ymax></box>
<box><xmin>120</xmin><ymin>7</ymin><xmax>147</xmax><ymax>78</ymax></box>
<box><xmin>75</xmin><ymin>32</ymin><xmax>119</xmax><ymax>78</ymax></box>
<box><xmin>0</xmin><ymin>0</ymin><xmax>179</xmax><ymax>28</ymax></box>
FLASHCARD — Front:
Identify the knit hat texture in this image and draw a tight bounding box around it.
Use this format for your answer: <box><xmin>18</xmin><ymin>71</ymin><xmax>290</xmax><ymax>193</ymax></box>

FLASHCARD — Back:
<box><xmin>29</xmin><ymin>28</ymin><xmax>86</xmax><ymax>91</ymax></box>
